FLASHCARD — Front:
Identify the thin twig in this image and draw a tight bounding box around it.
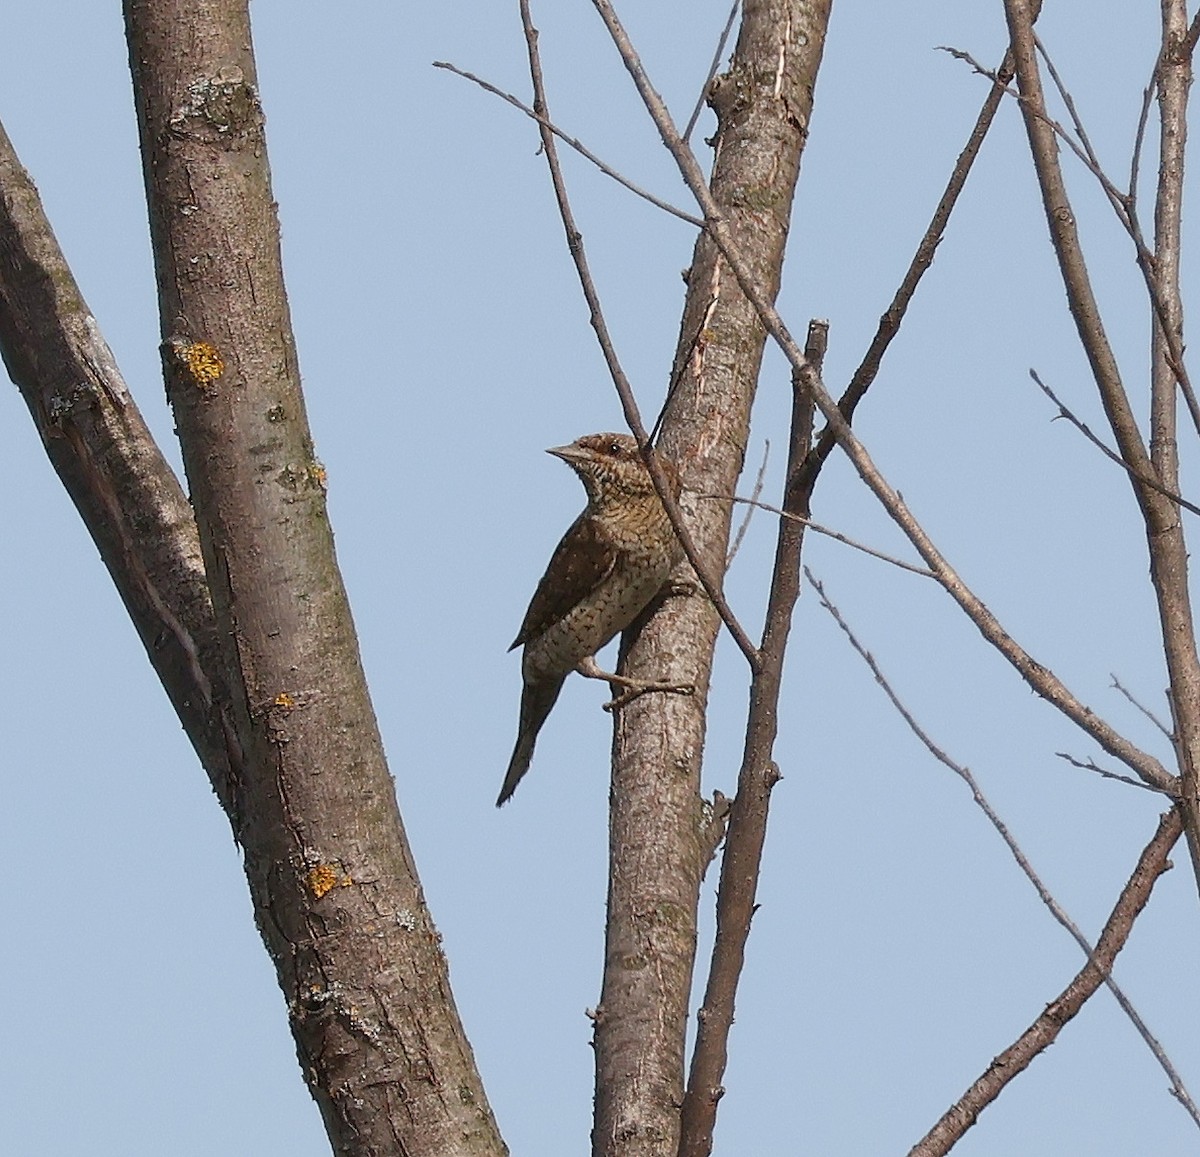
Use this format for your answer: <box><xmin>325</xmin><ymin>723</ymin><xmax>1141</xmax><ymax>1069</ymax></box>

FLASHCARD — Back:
<box><xmin>939</xmin><ymin>45</ymin><xmax>1135</xmax><ymax>223</ymax></box>
<box><xmin>908</xmin><ymin>806</ymin><xmax>1189</xmax><ymax>1155</ymax></box>
<box><xmin>590</xmin><ymin>0</ymin><xmax>1174</xmax><ymax>795</ymax></box>
<box><xmin>432</xmin><ymin>61</ymin><xmax>704</xmax><ymax>227</ymax></box>
<box><xmin>1029</xmin><ymin>369</ymin><xmax>1200</xmax><ymax>517</ymax></box>
<box><xmin>1036</xmin><ymin>32</ymin><xmax>1200</xmax><ymax>438</ymax></box>
<box><xmin>682</xmin><ymin>0</ymin><xmax>740</xmax><ymax>144</ymax></box>
<box><xmin>1129</xmin><ymin>79</ymin><xmax>1155</xmax><ymax>219</ymax></box>
<box><xmin>806</xmin><ymin>571</ymin><xmax>1197</xmax><ymax>1142</ymax></box>
<box><xmin>801</xmin><ymin>41</ymin><xmax>1019</xmax><ymax>485</ymax></box>
<box><xmin>945</xmin><ymin>38</ymin><xmax>1200</xmax><ymax>437</ymax></box>
<box><xmin>517</xmin><ymin>2</ymin><xmax>760</xmax><ymax>669</ymax></box>
<box><xmin>726</xmin><ymin>438</ymin><xmax>769</xmax><ymax>568</ymax></box>
<box><xmin>1035</xmin><ymin>34</ymin><xmax>1125</xmax><ymax>217</ymax></box>
<box><xmin>702</xmin><ymin>495</ymin><xmax>933</xmax><ymax>577</ymax></box>
<box><xmin>1111</xmin><ymin>674</ymin><xmax>1173</xmax><ymax>739</ymax></box>
<box><xmin>1056</xmin><ymin>752</ymin><xmax>1171</xmax><ymax>794</ymax></box>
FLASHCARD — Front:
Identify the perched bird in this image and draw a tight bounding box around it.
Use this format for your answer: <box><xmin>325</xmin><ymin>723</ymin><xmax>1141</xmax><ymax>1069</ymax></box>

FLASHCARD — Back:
<box><xmin>497</xmin><ymin>433</ymin><xmax>686</xmax><ymax>806</ymax></box>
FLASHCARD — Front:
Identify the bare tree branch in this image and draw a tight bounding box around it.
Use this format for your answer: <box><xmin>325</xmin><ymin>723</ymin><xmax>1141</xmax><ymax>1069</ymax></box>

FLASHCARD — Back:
<box><xmin>679</xmin><ymin>320</ymin><xmax>824</xmax><ymax>1157</ymax></box>
<box><xmin>1129</xmin><ymin>78</ymin><xmax>1155</xmax><ymax>219</ymax></box>
<box><xmin>682</xmin><ymin>0</ymin><xmax>740</xmax><ymax>144</ymax></box>
<box><xmin>432</xmin><ymin>60</ymin><xmax>704</xmax><ymax>226</ymax></box>
<box><xmin>1111</xmin><ymin>674</ymin><xmax>1174</xmax><ymax>739</ymax></box>
<box><xmin>1029</xmin><ymin>369</ymin><xmax>1200</xmax><ymax>517</ymax></box>
<box><xmin>1057</xmin><ymin>752</ymin><xmax>1169</xmax><ymax>794</ymax></box>
<box><xmin>725</xmin><ymin>438</ymin><xmax>769</xmax><ymax>567</ymax></box>
<box><xmin>946</xmin><ymin>33</ymin><xmax>1200</xmax><ymax>437</ymax></box>
<box><xmin>939</xmin><ymin>44</ymin><xmax>1137</xmax><ymax>223</ymax></box>
<box><xmin>704</xmin><ymin>495</ymin><xmax>935</xmax><ymax>576</ymax></box>
<box><xmin>1183</xmin><ymin>10</ymin><xmax>1200</xmax><ymax>60</ymax></box>
<box><xmin>1034</xmin><ymin>32</ymin><xmax>1200</xmax><ymax>437</ymax></box>
<box><xmin>591</xmin><ymin>0</ymin><xmax>1174</xmax><ymax>796</ymax></box>
<box><xmin>909</xmin><ymin>805</ymin><xmax>1188</xmax><ymax>1155</ymax></box>
<box><xmin>0</xmin><ymin>117</ymin><xmax>243</xmax><ymax>818</ymax></box>
<box><xmin>1003</xmin><ymin>0</ymin><xmax>1200</xmax><ymax>891</ymax></box>
<box><xmin>800</xmin><ymin>32</ymin><xmax>1030</xmax><ymax>487</ymax></box>
<box><xmin>810</xmin><ymin>571</ymin><xmax>1198</xmax><ymax>1143</ymax></box>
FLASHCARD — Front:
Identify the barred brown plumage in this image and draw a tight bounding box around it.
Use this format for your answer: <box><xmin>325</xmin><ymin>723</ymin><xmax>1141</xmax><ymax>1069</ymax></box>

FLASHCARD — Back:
<box><xmin>497</xmin><ymin>433</ymin><xmax>687</xmax><ymax>806</ymax></box>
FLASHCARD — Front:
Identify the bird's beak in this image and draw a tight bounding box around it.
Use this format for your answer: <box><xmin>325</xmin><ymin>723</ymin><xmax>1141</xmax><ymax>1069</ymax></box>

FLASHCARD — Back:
<box><xmin>546</xmin><ymin>443</ymin><xmax>587</xmax><ymax>465</ymax></box>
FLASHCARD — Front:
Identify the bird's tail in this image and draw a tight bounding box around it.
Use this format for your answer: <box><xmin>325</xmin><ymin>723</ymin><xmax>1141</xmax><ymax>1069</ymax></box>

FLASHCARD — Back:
<box><xmin>496</xmin><ymin>675</ymin><xmax>565</xmax><ymax>807</ymax></box>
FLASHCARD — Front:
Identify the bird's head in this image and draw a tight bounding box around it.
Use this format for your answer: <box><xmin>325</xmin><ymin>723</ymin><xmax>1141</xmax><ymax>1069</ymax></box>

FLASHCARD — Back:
<box><xmin>547</xmin><ymin>433</ymin><xmax>681</xmax><ymax>510</ymax></box>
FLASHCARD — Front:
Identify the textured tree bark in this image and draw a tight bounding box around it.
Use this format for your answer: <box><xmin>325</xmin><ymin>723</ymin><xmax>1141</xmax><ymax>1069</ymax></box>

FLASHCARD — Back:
<box><xmin>122</xmin><ymin>3</ymin><xmax>503</xmax><ymax>1154</ymax></box>
<box><xmin>1003</xmin><ymin>0</ymin><xmax>1200</xmax><ymax>893</ymax></box>
<box><xmin>1146</xmin><ymin>0</ymin><xmax>1200</xmax><ymax>892</ymax></box>
<box><xmin>0</xmin><ymin>118</ymin><xmax>241</xmax><ymax>816</ymax></box>
<box><xmin>591</xmin><ymin>5</ymin><xmax>831</xmax><ymax>1156</ymax></box>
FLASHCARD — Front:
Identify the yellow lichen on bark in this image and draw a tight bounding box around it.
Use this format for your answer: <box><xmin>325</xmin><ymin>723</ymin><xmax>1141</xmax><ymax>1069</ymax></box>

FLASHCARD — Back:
<box><xmin>182</xmin><ymin>340</ymin><xmax>224</xmax><ymax>385</ymax></box>
<box><xmin>307</xmin><ymin>863</ymin><xmax>351</xmax><ymax>899</ymax></box>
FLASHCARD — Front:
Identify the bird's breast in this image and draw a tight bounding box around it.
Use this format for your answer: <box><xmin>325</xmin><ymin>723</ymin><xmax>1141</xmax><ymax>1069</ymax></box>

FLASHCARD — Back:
<box><xmin>521</xmin><ymin>543</ymin><xmax>677</xmax><ymax>680</ymax></box>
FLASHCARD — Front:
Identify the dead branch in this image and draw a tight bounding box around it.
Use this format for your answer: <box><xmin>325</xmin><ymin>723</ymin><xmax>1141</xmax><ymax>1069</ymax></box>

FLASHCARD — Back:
<box><xmin>810</xmin><ymin>570</ymin><xmax>1195</xmax><ymax>1140</ymax></box>
<box><xmin>432</xmin><ymin>60</ymin><xmax>703</xmax><ymax>226</ymax></box>
<box><xmin>1029</xmin><ymin>369</ymin><xmax>1200</xmax><ymax>517</ymax></box>
<box><xmin>592</xmin><ymin>0</ymin><xmax>1174</xmax><ymax>796</ymax></box>
<box><xmin>707</xmin><ymin>496</ymin><xmax>934</xmax><ymax>577</ymax></box>
<box><xmin>947</xmin><ymin>32</ymin><xmax>1200</xmax><ymax>437</ymax></box>
<box><xmin>1056</xmin><ymin>752</ymin><xmax>1168</xmax><ymax>794</ymax></box>
<box><xmin>1034</xmin><ymin>33</ymin><xmax>1200</xmax><ymax>437</ymax></box>
<box><xmin>800</xmin><ymin>30</ymin><xmax>1031</xmax><ymax>488</ymax></box>
<box><xmin>679</xmin><ymin>319</ymin><xmax>823</xmax><ymax>1157</ymax></box>
<box><xmin>0</xmin><ymin>119</ymin><xmax>243</xmax><ymax>813</ymax></box>
<box><xmin>1111</xmin><ymin>675</ymin><xmax>1174</xmax><ymax>740</ymax></box>
<box><xmin>726</xmin><ymin>438</ymin><xmax>770</xmax><ymax>568</ymax></box>
<box><xmin>908</xmin><ymin>806</ymin><xmax>1189</xmax><ymax>1155</ymax></box>
<box><xmin>682</xmin><ymin>1</ymin><xmax>740</xmax><ymax>143</ymax></box>
<box><xmin>1003</xmin><ymin>0</ymin><xmax>1200</xmax><ymax>891</ymax></box>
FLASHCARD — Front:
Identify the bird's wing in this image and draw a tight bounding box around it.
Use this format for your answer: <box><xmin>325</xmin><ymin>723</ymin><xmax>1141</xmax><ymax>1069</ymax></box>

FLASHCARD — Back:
<box><xmin>510</xmin><ymin>514</ymin><xmax>619</xmax><ymax>649</ymax></box>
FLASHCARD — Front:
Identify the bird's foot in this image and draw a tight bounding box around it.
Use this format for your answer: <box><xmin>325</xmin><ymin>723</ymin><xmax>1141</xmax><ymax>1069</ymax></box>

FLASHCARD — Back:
<box><xmin>576</xmin><ymin>657</ymin><xmax>694</xmax><ymax>712</ymax></box>
<box><xmin>663</xmin><ymin>578</ymin><xmax>698</xmax><ymax>599</ymax></box>
<box><xmin>603</xmin><ymin>679</ymin><xmax>694</xmax><ymax>711</ymax></box>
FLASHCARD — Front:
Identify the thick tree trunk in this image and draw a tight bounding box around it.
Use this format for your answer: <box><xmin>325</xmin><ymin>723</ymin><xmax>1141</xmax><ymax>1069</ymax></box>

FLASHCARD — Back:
<box><xmin>121</xmin><ymin>3</ymin><xmax>503</xmax><ymax>1153</ymax></box>
<box><xmin>591</xmin><ymin>4</ymin><xmax>832</xmax><ymax>1156</ymax></box>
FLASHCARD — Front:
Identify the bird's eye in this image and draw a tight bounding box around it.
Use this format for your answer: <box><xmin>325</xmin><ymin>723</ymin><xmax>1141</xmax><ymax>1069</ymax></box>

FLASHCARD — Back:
<box><xmin>607</xmin><ymin>440</ymin><xmax>622</xmax><ymax>455</ymax></box>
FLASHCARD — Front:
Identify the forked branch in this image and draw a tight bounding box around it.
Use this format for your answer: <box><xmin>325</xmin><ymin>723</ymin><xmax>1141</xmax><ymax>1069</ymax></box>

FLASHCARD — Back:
<box><xmin>810</xmin><ymin>572</ymin><xmax>1197</xmax><ymax>1137</ymax></box>
<box><xmin>591</xmin><ymin>0</ymin><xmax>1174</xmax><ymax>795</ymax></box>
<box><xmin>1003</xmin><ymin>0</ymin><xmax>1200</xmax><ymax>890</ymax></box>
<box><xmin>908</xmin><ymin>807</ymin><xmax>1187</xmax><ymax>1155</ymax></box>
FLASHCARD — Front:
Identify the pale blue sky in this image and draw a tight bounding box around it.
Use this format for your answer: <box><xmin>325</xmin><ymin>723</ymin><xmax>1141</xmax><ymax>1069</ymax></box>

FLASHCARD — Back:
<box><xmin>3</xmin><ymin>3</ymin><xmax>1198</xmax><ymax>1154</ymax></box>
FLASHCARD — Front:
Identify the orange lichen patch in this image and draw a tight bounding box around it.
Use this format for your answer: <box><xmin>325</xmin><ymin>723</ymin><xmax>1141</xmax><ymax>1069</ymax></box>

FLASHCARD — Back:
<box><xmin>308</xmin><ymin>462</ymin><xmax>328</xmax><ymax>490</ymax></box>
<box><xmin>307</xmin><ymin>863</ymin><xmax>351</xmax><ymax>900</ymax></box>
<box><xmin>183</xmin><ymin>341</ymin><xmax>224</xmax><ymax>385</ymax></box>
<box><xmin>273</xmin><ymin>691</ymin><xmax>296</xmax><ymax>710</ymax></box>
